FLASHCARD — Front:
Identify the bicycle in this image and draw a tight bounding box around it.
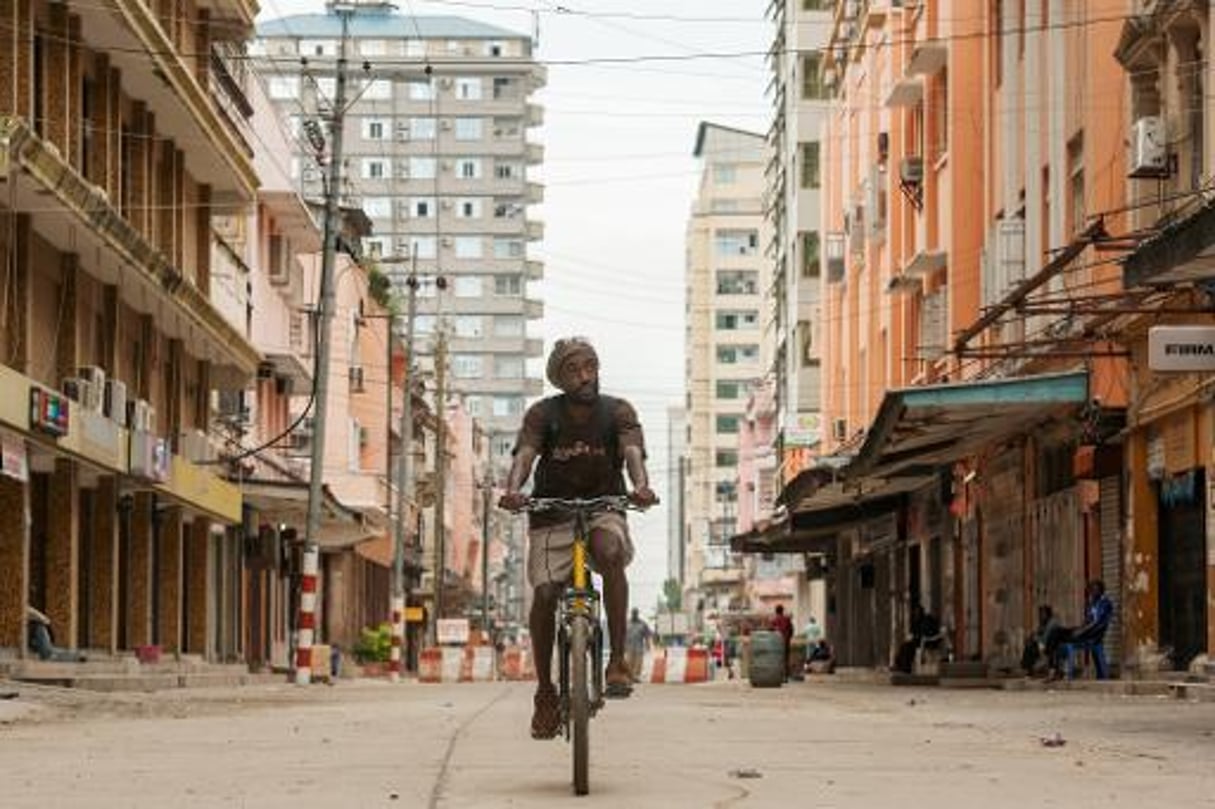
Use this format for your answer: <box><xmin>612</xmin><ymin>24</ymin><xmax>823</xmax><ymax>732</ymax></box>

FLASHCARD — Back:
<box><xmin>514</xmin><ymin>494</ymin><xmax>642</xmax><ymax>797</ymax></box>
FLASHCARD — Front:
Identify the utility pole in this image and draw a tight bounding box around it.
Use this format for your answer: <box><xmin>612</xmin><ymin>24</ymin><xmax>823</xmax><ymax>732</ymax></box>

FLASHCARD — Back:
<box><xmin>430</xmin><ymin>326</ymin><xmax>449</xmax><ymax>646</ymax></box>
<box><xmin>296</xmin><ymin>2</ymin><xmax>354</xmax><ymax>687</ymax></box>
<box><xmin>481</xmin><ymin>472</ymin><xmax>493</xmax><ymax>641</ymax></box>
<box><xmin>390</xmin><ymin>267</ymin><xmax>418</xmax><ymax>681</ymax></box>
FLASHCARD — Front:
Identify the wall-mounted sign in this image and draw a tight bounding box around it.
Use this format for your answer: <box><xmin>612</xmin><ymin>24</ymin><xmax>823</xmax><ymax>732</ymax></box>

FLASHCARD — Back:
<box><xmin>29</xmin><ymin>388</ymin><xmax>68</xmax><ymax>437</ymax></box>
<box><xmin>0</xmin><ymin>429</ymin><xmax>27</xmax><ymax>482</ymax></box>
<box><xmin>437</xmin><ymin>618</ymin><xmax>470</xmax><ymax>646</ymax></box>
<box><xmin>1148</xmin><ymin>325</ymin><xmax>1215</xmax><ymax>372</ymax></box>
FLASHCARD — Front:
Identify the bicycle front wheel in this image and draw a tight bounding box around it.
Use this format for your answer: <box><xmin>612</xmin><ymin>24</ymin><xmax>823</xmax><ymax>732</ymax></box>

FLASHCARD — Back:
<box><xmin>570</xmin><ymin>615</ymin><xmax>591</xmax><ymax>796</ymax></box>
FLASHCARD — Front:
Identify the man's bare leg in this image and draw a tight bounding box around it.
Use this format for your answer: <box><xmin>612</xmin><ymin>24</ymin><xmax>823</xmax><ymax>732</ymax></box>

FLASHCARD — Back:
<box><xmin>590</xmin><ymin>528</ymin><xmax>630</xmax><ymax>694</ymax></box>
<box><xmin>529</xmin><ymin>582</ymin><xmax>562</xmax><ymax>738</ymax></box>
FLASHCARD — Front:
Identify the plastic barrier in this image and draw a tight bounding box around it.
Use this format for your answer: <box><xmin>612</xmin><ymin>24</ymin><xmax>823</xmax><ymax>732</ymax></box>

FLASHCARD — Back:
<box><xmin>639</xmin><ymin>648</ymin><xmax>711</xmax><ymax>684</ymax></box>
<box><xmin>418</xmin><ymin>646</ymin><xmax>500</xmax><ymax>683</ymax></box>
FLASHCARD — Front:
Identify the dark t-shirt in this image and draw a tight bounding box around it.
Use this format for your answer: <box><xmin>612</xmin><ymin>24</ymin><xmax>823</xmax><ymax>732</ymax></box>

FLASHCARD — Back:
<box><xmin>514</xmin><ymin>394</ymin><xmax>645</xmax><ymax>528</ymax></box>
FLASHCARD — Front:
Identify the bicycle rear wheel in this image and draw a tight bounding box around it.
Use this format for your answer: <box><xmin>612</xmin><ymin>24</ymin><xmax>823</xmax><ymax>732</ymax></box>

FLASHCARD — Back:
<box><xmin>570</xmin><ymin>616</ymin><xmax>590</xmax><ymax>795</ymax></box>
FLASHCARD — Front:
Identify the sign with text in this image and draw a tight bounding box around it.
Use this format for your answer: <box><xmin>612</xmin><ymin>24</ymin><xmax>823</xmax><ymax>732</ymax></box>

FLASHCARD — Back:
<box><xmin>437</xmin><ymin>618</ymin><xmax>470</xmax><ymax>645</ymax></box>
<box><xmin>1148</xmin><ymin>325</ymin><xmax>1215</xmax><ymax>372</ymax></box>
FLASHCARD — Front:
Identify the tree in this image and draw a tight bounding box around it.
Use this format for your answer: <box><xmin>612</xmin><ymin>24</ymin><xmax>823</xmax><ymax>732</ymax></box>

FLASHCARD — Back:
<box><xmin>661</xmin><ymin>578</ymin><xmax>682</xmax><ymax>611</ymax></box>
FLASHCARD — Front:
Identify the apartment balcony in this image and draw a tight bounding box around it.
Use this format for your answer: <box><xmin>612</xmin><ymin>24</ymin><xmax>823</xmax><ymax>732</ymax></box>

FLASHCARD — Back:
<box><xmin>524</xmin><ymin>298</ymin><xmax>544</xmax><ymax>320</ymax></box>
<box><xmin>526</xmin><ymin>181</ymin><xmax>545</xmax><ymax>203</ymax></box>
<box><xmin>73</xmin><ymin>1</ymin><xmax>256</xmax><ymax>200</ymax></box>
<box><xmin>525</xmin><ymin>220</ymin><xmax>545</xmax><ymax>241</ymax></box>
<box><xmin>0</xmin><ymin>116</ymin><xmax>260</xmax><ymax>379</ymax></box>
<box><xmin>525</xmin><ymin>103</ymin><xmax>545</xmax><ymax>128</ymax></box>
<box><xmin>525</xmin><ymin>259</ymin><xmax>545</xmax><ymax>280</ymax></box>
<box><xmin>530</xmin><ymin>63</ymin><xmax>549</xmax><ymax>90</ymax></box>
<box><xmin>525</xmin><ymin>143</ymin><xmax>545</xmax><ymax>165</ymax></box>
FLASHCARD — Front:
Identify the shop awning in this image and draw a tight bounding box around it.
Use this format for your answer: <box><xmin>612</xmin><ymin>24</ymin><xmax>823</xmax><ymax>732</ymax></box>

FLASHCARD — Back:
<box><xmin>1123</xmin><ymin>195</ymin><xmax>1215</xmax><ymax>287</ymax></box>
<box><xmin>847</xmin><ymin>370</ymin><xmax>1090</xmax><ymax>480</ymax></box>
<box><xmin>240</xmin><ymin>479</ymin><xmax>379</xmax><ymax>549</ymax></box>
<box><xmin>737</xmin><ymin>371</ymin><xmax>1090</xmax><ymax>554</ymax></box>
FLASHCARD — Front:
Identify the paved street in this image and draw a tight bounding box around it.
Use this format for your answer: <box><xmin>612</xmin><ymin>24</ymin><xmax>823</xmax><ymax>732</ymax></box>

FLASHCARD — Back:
<box><xmin>1</xmin><ymin>678</ymin><xmax>1214</xmax><ymax>808</ymax></box>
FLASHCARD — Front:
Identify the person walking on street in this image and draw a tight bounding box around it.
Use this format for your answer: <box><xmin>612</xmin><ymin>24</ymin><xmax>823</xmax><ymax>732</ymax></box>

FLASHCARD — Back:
<box><xmin>499</xmin><ymin>337</ymin><xmax>658</xmax><ymax>740</ymax></box>
<box><xmin>770</xmin><ymin>605</ymin><xmax>794</xmax><ymax>680</ymax></box>
<box><xmin>625</xmin><ymin>608</ymin><xmax>652</xmax><ymax>683</ymax></box>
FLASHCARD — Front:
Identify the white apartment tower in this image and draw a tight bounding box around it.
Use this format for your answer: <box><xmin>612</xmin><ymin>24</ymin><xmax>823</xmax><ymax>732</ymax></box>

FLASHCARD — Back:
<box><xmin>766</xmin><ymin>0</ymin><xmax>832</xmax><ymax>459</ymax></box>
<box><xmin>255</xmin><ymin>4</ymin><xmax>546</xmax><ymax>471</ymax></box>
<box><xmin>684</xmin><ymin>123</ymin><xmax>770</xmax><ymax>615</ymax></box>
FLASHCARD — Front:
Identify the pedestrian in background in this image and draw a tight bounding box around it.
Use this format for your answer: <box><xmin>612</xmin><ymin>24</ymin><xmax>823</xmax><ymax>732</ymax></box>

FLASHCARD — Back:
<box><xmin>625</xmin><ymin>608</ymin><xmax>652</xmax><ymax>684</ymax></box>
<box><xmin>770</xmin><ymin>605</ymin><xmax>794</xmax><ymax>680</ymax></box>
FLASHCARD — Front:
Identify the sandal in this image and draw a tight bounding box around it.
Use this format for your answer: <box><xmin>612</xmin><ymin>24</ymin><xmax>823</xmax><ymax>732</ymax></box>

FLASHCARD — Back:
<box><xmin>531</xmin><ymin>684</ymin><xmax>561</xmax><ymax>739</ymax></box>
<box><xmin>605</xmin><ymin>659</ymin><xmax>633</xmax><ymax>698</ymax></box>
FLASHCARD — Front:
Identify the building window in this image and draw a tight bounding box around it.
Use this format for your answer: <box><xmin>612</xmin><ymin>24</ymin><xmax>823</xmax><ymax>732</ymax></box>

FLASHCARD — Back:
<box><xmin>457</xmin><ymin>198</ymin><xmax>482</xmax><ymax>218</ymax></box>
<box><xmin>362</xmin><ymin>118</ymin><xmax>386</xmax><ymax>140</ymax></box>
<box><xmin>410</xmin><ymin>117</ymin><xmax>436</xmax><ymax>140</ymax></box>
<box><xmin>409</xmin><ymin>157</ymin><xmax>436</xmax><ymax>179</ymax></box>
<box><xmin>494</xmin><ymin>316</ymin><xmax>524</xmax><ymax>337</ymax></box>
<box><xmin>459</xmin><ymin>159</ymin><xmax>482</xmax><ymax>179</ymax></box>
<box><xmin>409</xmin><ymin>81</ymin><xmax>434</xmax><ymax>100</ymax></box>
<box><xmin>454</xmin><ymin>276</ymin><xmax>483</xmax><ymax>297</ymax></box>
<box><xmin>411</xmin><ymin>236</ymin><xmax>437</xmax><ymax>259</ymax></box>
<box><xmin>714</xmin><ymin>310</ymin><xmax>759</xmax><ymax>330</ymax></box>
<box><xmin>452</xmin><ymin>354</ymin><xmax>483</xmax><ymax>379</ymax></box>
<box><xmin>800</xmin><ymin>142</ymin><xmax>820</xmax><ymax>188</ymax></box>
<box><xmin>801</xmin><ymin>53</ymin><xmax>827</xmax><ymax>99</ymax></box>
<box><xmin>455</xmin><ymin>118</ymin><xmax>483</xmax><ymax>141</ymax></box>
<box><xmin>411</xmin><ymin>197</ymin><xmax>434</xmax><ymax>218</ymax></box>
<box><xmin>715</xmin><ymin>380</ymin><xmax>744</xmax><ymax>399</ymax></box>
<box><xmin>714</xmin><ymin>230</ymin><xmax>759</xmax><ymax>257</ymax></box>
<box><xmin>494</xmin><ymin>238</ymin><xmax>525</xmax><ymax>259</ymax></box>
<box><xmin>492</xmin><ymin>77</ymin><xmax>514</xmax><ymax>99</ymax></box>
<box><xmin>454</xmin><ymin>236</ymin><xmax>482</xmax><ymax>258</ymax></box>
<box><xmin>361</xmin><ymin>159</ymin><xmax>387</xmax><ymax>179</ymax></box>
<box><xmin>300</xmin><ymin>39</ymin><xmax>337</xmax><ymax>56</ymax></box>
<box><xmin>715</xmin><ymin>414</ymin><xmax>741</xmax><ymax>434</ymax></box>
<box><xmin>494</xmin><ymin>275</ymin><xmax>522</xmax><ymax>296</ymax></box>
<box><xmin>715</xmin><ymin>449</ymin><xmax>739</xmax><ymax>467</ymax></box>
<box><xmin>716</xmin><ymin>344</ymin><xmax>759</xmax><ymax>364</ymax></box>
<box><xmin>1068</xmin><ymin>132</ymin><xmax>1085</xmax><ymax>236</ymax></box>
<box><xmin>716</xmin><ymin>270</ymin><xmax>758</xmax><ymax>295</ymax></box>
<box><xmin>492</xmin><ymin>396</ymin><xmax>525</xmax><ymax>417</ymax></box>
<box><xmin>362</xmin><ymin>197</ymin><xmax>391</xmax><ymax>219</ymax></box>
<box><xmin>359</xmin><ymin>39</ymin><xmax>386</xmax><ymax>56</ymax></box>
<box><xmin>415</xmin><ymin>315</ymin><xmax>436</xmax><ymax>334</ymax></box>
<box><xmin>713</xmin><ymin>164</ymin><xmax>737</xmax><ymax>184</ymax></box>
<box><xmin>495</xmin><ymin>162</ymin><xmax>520</xmax><ymax>179</ymax></box>
<box><xmin>801</xmin><ymin>232</ymin><xmax>820</xmax><ymax>278</ymax></box>
<box><xmin>455</xmin><ymin>78</ymin><xmax>482</xmax><ymax>100</ymax></box>
<box><xmin>454</xmin><ymin>316</ymin><xmax>484</xmax><ymax>338</ymax></box>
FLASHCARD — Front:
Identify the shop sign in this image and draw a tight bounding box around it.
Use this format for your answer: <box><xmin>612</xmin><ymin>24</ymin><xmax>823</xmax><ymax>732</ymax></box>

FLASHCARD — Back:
<box><xmin>1148</xmin><ymin>326</ymin><xmax>1215</xmax><ymax>372</ymax></box>
<box><xmin>405</xmin><ymin>606</ymin><xmax>425</xmax><ymax>624</ymax></box>
<box><xmin>58</xmin><ymin>405</ymin><xmax>125</xmax><ymax>471</ymax></box>
<box><xmin>29</xmin><ymin>388</ymin><xmax>68</xmax><ymax>437</ymax></box>
<box><xmin>0</xmin><ymin>429</ymin><xmax>28</xmax><ymax>482</ymax></box>
<box><xmin>784</xmin><ymin>412</ymin><xmax>823</xmax><ymax>447</ymax></box>
<box><xmin>437</xmin><ymin>618</ymin><xmax>470</xmax><ymax>645</ymax></box>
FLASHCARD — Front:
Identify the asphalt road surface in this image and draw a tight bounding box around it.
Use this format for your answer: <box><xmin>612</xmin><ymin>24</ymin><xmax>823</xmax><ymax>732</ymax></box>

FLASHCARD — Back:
<box><xmin>1</xmin><ymin>677</ymin><xmax>1213</xmax><ymax>808</ymax></box>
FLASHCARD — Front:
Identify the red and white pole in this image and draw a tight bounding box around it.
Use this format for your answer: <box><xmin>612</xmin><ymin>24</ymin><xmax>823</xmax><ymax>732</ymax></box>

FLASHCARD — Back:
<box><xmin>295</xmin><ymin>546</ymin><xmax>320</xmax><ymax>685</ymax></box>
<box><xmin>389</xmin><ymin>595</ymin><xmax>405</xmax><ymax>682</ymax></box>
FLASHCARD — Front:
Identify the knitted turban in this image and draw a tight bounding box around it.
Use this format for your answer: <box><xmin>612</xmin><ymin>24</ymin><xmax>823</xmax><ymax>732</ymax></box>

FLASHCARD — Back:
<box><xmin>546</xmin><ymin>337</ymin><xmax>598</xmax><ymax>389</ymax></box>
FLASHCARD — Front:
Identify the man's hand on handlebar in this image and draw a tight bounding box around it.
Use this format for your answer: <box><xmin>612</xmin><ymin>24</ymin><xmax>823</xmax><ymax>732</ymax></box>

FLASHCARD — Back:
<box><xmin>629</xmin><ymin>487</ymin><xmax>659</xmax><ymax>508</ymax></box>
<box><xmin>498</xmin><ymin>491</ymin><xmax>530</xmax><ymax>512</ymax></box>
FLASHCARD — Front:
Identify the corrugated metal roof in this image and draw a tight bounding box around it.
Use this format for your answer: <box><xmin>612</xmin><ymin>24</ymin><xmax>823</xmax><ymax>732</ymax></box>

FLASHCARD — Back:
<box><xmin>257</xmin><ymin>12</ymin><xmax>527</xmax><ymax>41</ymax></box>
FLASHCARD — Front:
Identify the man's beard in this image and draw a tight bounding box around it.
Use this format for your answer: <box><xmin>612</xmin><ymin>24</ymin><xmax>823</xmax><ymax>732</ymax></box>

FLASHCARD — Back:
<box><xmin>566</xmin><ymin>380</ymin><xmax>599</xmax><ymax>403</ymax></box>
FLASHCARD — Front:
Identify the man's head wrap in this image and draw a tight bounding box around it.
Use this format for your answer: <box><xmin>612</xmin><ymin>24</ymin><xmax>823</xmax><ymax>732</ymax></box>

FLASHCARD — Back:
<box><xmin>546</xmin><ymin>337</ymin><xmax>598</xmax><ymax>389</ymax></box>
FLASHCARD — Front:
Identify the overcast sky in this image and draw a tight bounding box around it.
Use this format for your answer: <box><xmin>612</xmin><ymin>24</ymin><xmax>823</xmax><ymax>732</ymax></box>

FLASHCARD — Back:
<box><xmin>262</xmin><ymin>0</ymin><xmax>772</xmax><ymax>616</ymax></box>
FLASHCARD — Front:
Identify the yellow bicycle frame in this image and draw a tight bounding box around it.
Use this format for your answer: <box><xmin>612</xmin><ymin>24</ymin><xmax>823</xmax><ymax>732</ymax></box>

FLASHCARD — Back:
<box><xmin>571</xmin><ymin>528</ymin><xmax>589</xmax><ymax>612</ymax></box>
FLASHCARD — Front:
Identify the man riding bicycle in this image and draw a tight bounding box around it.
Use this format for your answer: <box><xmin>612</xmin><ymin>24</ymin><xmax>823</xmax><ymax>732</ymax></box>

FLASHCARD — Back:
<box><xmin>499</xmin><ymin>337</ymin><xmax>657</xmax><ymax>740</ymax></box>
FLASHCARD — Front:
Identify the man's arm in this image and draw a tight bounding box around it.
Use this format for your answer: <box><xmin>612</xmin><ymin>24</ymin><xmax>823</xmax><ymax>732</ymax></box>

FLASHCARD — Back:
<box><xmin>615</xmin><ymin>399</ymin><xmax>657</xmax><ymax>506</ymax></box>
<box><xmin>499</xmin><ymin>445</ymin><xmax>538</xmax><ymax>510</ymax></box>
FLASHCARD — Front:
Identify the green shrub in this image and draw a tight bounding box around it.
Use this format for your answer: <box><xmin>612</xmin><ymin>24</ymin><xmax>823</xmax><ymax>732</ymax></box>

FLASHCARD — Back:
<box><xmin>354</xmin><ymin>622</ymin><xmax>392</xmax><ymax>663</ymax></box>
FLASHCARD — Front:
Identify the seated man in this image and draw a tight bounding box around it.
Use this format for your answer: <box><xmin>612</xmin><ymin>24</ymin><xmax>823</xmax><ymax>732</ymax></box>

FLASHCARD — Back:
<box><xmin>1022</xmin><ymin>604</ymin><xmax>1066</xmax><ymax>677</ymax></box>
<box><xmin>1061</xmin><ymin>580</ymin><xmax>1114</xmax><ymax>680</ymax></box>
<box><xmin>26</xmin><ymin>605</ymin><xmax>85</xmax><ymax>662</ymax></box>
<box><xmin>806</xmin><ymin>639</ymin><xmax>835</xmax><ymax>674</ymax></box>
<box><xmin>894</xmin><ymin>604</ymin><xmax>942</xmax><ymax>674</ymax></box>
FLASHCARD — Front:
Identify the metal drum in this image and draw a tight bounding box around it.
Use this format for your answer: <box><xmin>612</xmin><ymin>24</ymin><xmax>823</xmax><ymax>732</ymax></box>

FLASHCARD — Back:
<box><xmin>748</xmin><ymin>631</ymin><xmax>785</xmax><ymax>688</ymax></box>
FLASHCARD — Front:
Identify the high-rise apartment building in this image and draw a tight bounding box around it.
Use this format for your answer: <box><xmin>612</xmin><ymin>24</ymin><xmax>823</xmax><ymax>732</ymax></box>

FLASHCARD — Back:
<box><xmin>254</xmin><ymin>4</ymin><xmax>547</xmax><ymax>472</ymax></box>
<box><xmin>683</xmin><ymin>123</ymin><xmax>770</xmax><ymax>619</ymax></box>
<box><xmin>766</xmin><ymin>0</ymin><xmax>832</xmax><ymax>479</ymax></box>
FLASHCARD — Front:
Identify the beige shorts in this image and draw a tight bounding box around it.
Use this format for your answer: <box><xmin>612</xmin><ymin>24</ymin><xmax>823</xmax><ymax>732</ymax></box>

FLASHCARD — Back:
<box><xmin>526</xmin><ymin>511</ymin><xmax>634</xmax><ymax>587</ymax></box>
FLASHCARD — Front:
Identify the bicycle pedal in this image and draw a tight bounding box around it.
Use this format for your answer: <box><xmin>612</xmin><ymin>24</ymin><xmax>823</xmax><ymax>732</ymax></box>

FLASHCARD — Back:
<box><xmin>604</xmin><ymin>683</ymin><xmax>633</xmax><ymax>699</ymax></box>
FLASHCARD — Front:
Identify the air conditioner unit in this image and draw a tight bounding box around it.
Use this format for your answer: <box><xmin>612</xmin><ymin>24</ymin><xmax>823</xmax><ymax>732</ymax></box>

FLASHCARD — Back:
<box><xmin>63</xmin><ymin>378</ymin><xmax>92</xmax><ymax>410</ymax></box>
<box><xmin>349</xmin><ymin>365</ymin><xmax>365</xmax><ymax>393</ymax></box>
<box><xmin>287</xmin><ymin>430</ymin><xmax>312</xmax><ymax>454</ymax></box>
<box><xmin>395</xmin><ymin>240</ymin><xmax>411</xmax><ymax>256</ymax></box>
<box><xmin>440</xmin><ymin>236</ymin><xmax>453</xmax><ymax>248</ymax></box>
<box><xmin>440</xmin><ymin>161</ymin><xmax>453</xmax><ymax>172</ymax></box>
<box><xmin>104</xmin><ymin>379</ymin><xmax>128</xmax><ymax>427</ymax></box>
<box><xmin>441</xmin><ymin>199</ymin><xmax>454</xmax><ymax>211</ymax></box>
<box><xmin>899</xmin><ymin>156</ymin><xmax>924</xmax><ymax>185</ymax></box>
<box><xmin>440</xmin><ymin>119</ymin><xmax>453</xmax><ymax>131</ymax></box>
<box><xmin>440</xmin><ymin>77</ymin><xmax>454</xmax><ymax>89</ymax></box>
<box><xmin>77</xmin><ymin>365</ymin><xmax>106</xmax><ymax>391</ymax></box>
<box><xmin>1129</xmin><ymin>115</ymin><xmax>1168</xmax><ymax>178</ymax></box>
<box><xmin>178</xmin><ymin>428</ymin><xmax>213</xmax><ymax>464</ymax></box>
<box><xmin>831</xmin><ymin>418</ymin><xmax>848</xmax><ymax>442</ymax></box>
<box><xmin>127</xmin><ymin>398</ymin><xmax>152</xmax><ymax>432</ymax></box>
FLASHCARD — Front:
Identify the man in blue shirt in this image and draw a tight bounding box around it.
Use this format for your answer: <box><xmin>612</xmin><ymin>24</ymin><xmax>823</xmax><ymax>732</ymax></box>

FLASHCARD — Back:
<box><xmin>1063</xmin><ymin>580</ymin><xmax>1114</xmax><ymax>679</ymax></box>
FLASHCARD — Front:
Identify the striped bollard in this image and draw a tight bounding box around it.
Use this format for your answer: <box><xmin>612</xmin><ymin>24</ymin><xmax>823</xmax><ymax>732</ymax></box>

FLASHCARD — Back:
<box><xmin>294</xmin><ymin>546</ymin><xmax>320</xmax><ymax>685</ymax></box>
<box><xmin>389</xmin><ymin>596</ymin><xmax>405</xmax><ymax>683</ymax></box>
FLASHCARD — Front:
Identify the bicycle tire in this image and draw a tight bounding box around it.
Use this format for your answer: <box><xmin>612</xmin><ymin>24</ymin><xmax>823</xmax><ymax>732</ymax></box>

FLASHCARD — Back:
<box><xmin>571</xmin><ymin>616</ymin><xmax>590</xmax><ymax>796</ymax></box>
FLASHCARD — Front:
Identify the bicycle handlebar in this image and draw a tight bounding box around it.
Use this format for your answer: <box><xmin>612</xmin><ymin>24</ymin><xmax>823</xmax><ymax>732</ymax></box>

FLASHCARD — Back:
<box><xmin>508</xmin><ymin>495</ymin><xmax>648</xmax><ymax>515</ymax></box>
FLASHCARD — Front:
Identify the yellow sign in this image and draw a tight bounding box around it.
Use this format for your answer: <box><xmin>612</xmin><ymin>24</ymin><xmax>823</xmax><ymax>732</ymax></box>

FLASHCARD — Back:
<box><xmin>405</xmin><ymin>607</ymin><xmax>425</xmax><ymax>623</ymax></box>
<box><xmin>157</xmin><ymin>455</ymin><xmax>241</xmax><ymax>523</ymax></box>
